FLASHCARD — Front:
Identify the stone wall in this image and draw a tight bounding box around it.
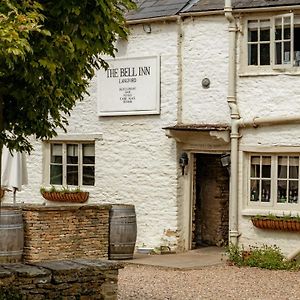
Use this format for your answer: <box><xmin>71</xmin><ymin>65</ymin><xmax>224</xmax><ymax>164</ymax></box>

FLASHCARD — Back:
<box><xmin>193</xmin><ymin>154</ymin><xmax>229</xmax><ymax>247</ymax></box>
<box><xmin>0</xmin><ymin>259</ymin><xmax>122</xmax><ymax>300</ymax></box>
<box><xmin>21</xmin><ymin>205</ymin><xmax>110</xmax><ymax>262</ymax></box>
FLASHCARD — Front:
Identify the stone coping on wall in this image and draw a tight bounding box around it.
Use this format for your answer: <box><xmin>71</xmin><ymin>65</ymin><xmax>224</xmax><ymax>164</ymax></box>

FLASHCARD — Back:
<box><xmin>1</xmin><ymin>204</ymin><xmax>113</xmax><ymax>211</ymax></box>
<box><xmin>0</xmin><ymin>259</ymin><xmax>123</xmax><ymax>299</ymax></box>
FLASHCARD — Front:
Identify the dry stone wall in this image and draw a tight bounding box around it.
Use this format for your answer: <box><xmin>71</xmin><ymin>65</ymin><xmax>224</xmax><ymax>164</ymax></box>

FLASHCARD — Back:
<box><xmin>21</xmin><ymin>205</ymin><xmax>110</xmax><ymax>262</ymax></box>
<box><xmin>0</xmin><ymin>259</ymin><xmax>122</xmax><ymax>300</ymax></box>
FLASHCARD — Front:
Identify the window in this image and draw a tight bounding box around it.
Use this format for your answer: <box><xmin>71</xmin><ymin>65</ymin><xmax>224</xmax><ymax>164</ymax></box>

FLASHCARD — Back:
<box><xmin>249</xmin><ymin>154</ymin><xmax>300</xmax><ymax>209</ymax></box>
<box><xmin>246</xmin><ymin>13</ymin><xmax>300</xmax><ymax>70</ymax></box>
<box><xmin>49</xmin><ymin>142</ymin><xmax>95</xmax><ymax>186</ymax></box>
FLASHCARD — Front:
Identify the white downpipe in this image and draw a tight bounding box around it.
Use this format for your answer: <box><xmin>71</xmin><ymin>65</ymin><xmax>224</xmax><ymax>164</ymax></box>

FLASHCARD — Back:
<box><xmin>225</xmin><ymin>0</ymin><xmax>240</xmax><ymax>245</ymax></box>
<box><xmin>177</xmin><ymin>16</ymin><xmax>183</xmax><ymax>123</ymax></box>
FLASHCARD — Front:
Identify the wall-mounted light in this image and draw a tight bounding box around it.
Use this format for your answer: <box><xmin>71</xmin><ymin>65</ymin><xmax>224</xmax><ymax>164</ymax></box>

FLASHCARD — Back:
<box><xmin>143</xmin><ymin>24</ymin><xmax>151</xmax><ymax>34</ymax></box>
<box><xmin>179</xmin><ymin>152</ymin><xmax>189</xmax><ymax>175</ymax></box>
<box><xmin>221</xmin><ymin>153</ymin><xmax>231</xmax><ymax>175</ymax></box>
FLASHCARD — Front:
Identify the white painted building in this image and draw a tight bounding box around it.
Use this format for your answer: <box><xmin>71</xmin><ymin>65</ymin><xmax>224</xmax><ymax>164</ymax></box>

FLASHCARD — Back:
<box><xmin>4</xmin><ymin>0</ymin><xmax>300</xmax><ymax>255</ymax></box>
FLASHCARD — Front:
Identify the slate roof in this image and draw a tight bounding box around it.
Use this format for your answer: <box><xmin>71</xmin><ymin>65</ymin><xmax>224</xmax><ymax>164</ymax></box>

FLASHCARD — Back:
<box><xmin>126</xmin><ymin>0</ymin><xmax>191</xmax><ymax>20</ymax></box>
<box><xmin>188</xmin><ymin>0</ymin><xmax>300</xmax><ymax>13</ymax></box>
<box><xmin>127</xmin><ymin>0</ymin><xmax>300</xmax><ymax>21</ymax></box>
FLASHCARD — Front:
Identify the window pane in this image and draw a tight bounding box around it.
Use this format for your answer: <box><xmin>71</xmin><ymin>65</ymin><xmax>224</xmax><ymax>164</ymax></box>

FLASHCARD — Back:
<box><xmin>67</xmin><ymin>144</ymin><xmax>78</xmax><ymax>164</ymax></box>
<box><xmin>50</xmin><ymin>165</ymin><xmax>62</xmax><ymax>185</ymax></box>
<box><xmin>262</xmin><ymin>156</ymin><xmax>271</xmax><ymax>178</ymax></box>
<box><xmin>277</xmin><ymin>180</ymin><xmax>287</xmax><ymax>203</ymax></box>
<box><xmin>83</xmin><ymin>144</ymin><xmax>95</xmax><ymax>164</ymax></box>
<box><xmin>83</xmin><ymin>166</ymin><xmax>95</xmax><ymax>186</ymax></box>
<box><xmin>260</xmin><ymin>29</ymin><xmax>270</xmax><ymax>41</ymax></box>
<box><xmin>289</xmin><ymin>165</ymin><xmax>299</xmax><ymax>179</ymax></box>
<box><xmin>67</xmin><ymin>166</ymin><xmax>78</xmax><ymax>185</ymax></box>
<box><xmin>249</xmin><ymin>30</ymin><xmax>258</xmax><ymax>42</ymax></box>
<box><xmin>248</xmin><ymin>21</ymin><xmax>258</xmax><ymax>42</ymax></box>
<box><xmin>289</xmin><ymin>157</ymin><xmax>299</xmax><ymax>178</ymax></box>
<box><xmin>289</xmin><ymin>181</ymin><xmax>298</xmax><ymax>203</ymax></box>
<box><xmin>283</xmin><ymin>16</ymin><xmax>291</xmax><ymax>39</ymax></box>
<box><xmin>294</xmin><ymin>25</ymin><xmax>300</xmax><ymax>66</ymax></box>
<box><xmin>51</xmin><ymin>144</ymin><xmax>62</xmax><ymax>163</ymax></box>
<box><xmin>295</xmin><ymin>49</ymin><xmax>300</xmax><ymax>66</ymax></box>
<box><xmin>275</xmin><ymin>42</ymin><xmax>282</xmax><ymax>64</ymax></box>
<box><xmin>278</xmin><ymin>156</ymin><xmax>287</xmax><ymax>178</ymax></box>
<box><xmin>275</xmin><ymin>17</ymin><xmax>282</xmax><ymax>40</ymax></box>
<box><xmin>284</xmin><ymin>27</ymin><xmax>291</xmax><ymax>39</ymax></box>
<box><xmin>275</xmin><ymin>27</ymin><xmax>282</xmax><ymax>40</ymax></box>
<box><xmin>261</xmin><ymin>180</ymin><xmax>271</xmax><ymax>202</ymax></box>
<box><xmin>248</xmin><ymin>44</ymin><xmax>258</xmax><ymax>65</ymax></box>
<box><xmin>260</xmin><ymin>44</ymin><xmax>270</xmax><ymax>65</ymax></box>
<box><xmin>251</xmin><ymin>156</ymin><xmax>260</xmax><ymax>177</ymax></box>
<box><xmin>284</xmin><ymin>42</ymin><xmax>291</xmax><ymax>63</ymax></box>
<box><xmin>250</xmin><ymin>180</ymin><xmax>259</xmax><ymax>201</ymax></box>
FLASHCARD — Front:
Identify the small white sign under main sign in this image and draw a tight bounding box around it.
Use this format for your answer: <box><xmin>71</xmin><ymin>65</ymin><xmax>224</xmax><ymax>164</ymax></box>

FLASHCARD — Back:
<box><xmin>97</xmin><ymin>56</ymin><xmax>160</xmax><ymax>116</ymax></box>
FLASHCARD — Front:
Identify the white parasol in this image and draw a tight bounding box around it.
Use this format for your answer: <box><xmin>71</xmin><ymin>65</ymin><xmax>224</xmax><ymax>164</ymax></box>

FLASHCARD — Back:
<box><xmin>1</xmin><ymin>146</ymin><xmax>28</xmax><ymax>205</ymax></box>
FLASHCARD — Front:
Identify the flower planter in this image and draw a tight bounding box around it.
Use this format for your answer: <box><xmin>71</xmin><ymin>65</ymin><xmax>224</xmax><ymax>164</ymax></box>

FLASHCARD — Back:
<box><xmin>136</xmin><ymin>247</ymin><xmax>153</xmax><ymax>254</ymax></box>
<box><xmin>41</xmin><ymin>191</ymin><xmax>89</xmax><ymax>203</ymax></box>
<box><xmin>251</xmin><ymin>217</ymin><xmax>300</xmax><ymax>232</ymax></box>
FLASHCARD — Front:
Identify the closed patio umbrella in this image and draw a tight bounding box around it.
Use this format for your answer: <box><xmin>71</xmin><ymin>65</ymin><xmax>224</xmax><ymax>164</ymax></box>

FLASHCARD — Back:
<box><xmin>1</xmin><ymin>146</ymin><xmax>28</xmax><ymax>205</ymax></box>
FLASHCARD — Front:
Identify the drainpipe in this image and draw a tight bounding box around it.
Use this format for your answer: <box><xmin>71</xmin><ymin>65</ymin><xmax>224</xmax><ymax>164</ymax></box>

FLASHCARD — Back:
<box><xmin>225</xmin><ymin>0</ymin><xmax>240</xmax><ymax>245</ymax></box>
<box><xmin>177</xmin><ymin>16</ymin><xmax>183</xmax><ymax>123</ymax></box>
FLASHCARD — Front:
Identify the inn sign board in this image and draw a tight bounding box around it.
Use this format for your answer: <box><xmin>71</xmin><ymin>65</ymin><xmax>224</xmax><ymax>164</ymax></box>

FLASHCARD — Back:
<box><xmin>97</xmin><ymin>56</ymin><xmax>160</xmax><ymax>116</ymax></box>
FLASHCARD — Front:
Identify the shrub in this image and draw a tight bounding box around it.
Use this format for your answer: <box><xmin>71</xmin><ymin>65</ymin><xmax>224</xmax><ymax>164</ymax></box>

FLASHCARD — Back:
<box><xmin>225</xmin><ymin>243</ymin><xmax>300</xmax><ymax>271</ymax></box>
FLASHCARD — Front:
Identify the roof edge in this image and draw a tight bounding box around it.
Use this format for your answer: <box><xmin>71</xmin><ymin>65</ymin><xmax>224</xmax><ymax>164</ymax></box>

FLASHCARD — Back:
<box><xmin>126</xmin><ymin>3</ymin><xmax>300</xmax><ymax>25</ymax></box>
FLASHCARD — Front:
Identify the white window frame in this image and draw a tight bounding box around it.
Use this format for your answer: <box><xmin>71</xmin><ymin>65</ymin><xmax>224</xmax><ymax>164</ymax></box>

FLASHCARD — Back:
<box><xmin>43</xmin><ymin>138</ymin><xmax>98</xmax><ymax>187</ymax></box>
<box><xmin>241</xmin><ymin>12</ymin><xmax>300</xmax><ymax>75</ymax></box>
<box><xmin>246</xmin><ymin>153</ymin><xmax>300</xmax><ymax>212</ymax></box>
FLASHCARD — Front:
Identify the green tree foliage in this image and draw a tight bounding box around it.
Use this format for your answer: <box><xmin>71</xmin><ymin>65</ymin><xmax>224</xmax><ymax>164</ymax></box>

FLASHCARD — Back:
<box><xmin>0</xmin><ymin>0</ymin><xmax>135</xmax><ymax>152</ymax></box>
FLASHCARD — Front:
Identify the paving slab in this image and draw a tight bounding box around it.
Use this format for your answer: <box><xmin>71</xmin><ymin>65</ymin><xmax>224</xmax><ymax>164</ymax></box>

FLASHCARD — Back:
<box><xmin>119</xmin><ymin>246</ymin><xmax>226</xmax><ymax>270</ymax></box>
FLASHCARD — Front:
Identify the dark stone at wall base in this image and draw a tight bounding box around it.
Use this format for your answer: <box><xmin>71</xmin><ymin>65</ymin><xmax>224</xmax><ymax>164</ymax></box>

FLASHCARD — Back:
<box><xmin>0</xmin><ymin>259</ymin><xmax>123</xmax><ymax>300</ymax></box>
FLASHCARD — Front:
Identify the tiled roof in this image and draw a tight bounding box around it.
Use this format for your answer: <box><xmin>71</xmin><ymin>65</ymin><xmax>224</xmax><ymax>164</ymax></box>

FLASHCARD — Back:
<box><xmin>188</xmin><ymin>0</ymin><xmax>300</xmax><ymax>13</ymax></box>
<box><xmin>126</xmin><ymin>0</ymin><xmax>191</xmax><ymax>20</ymax></box>
<box><xmin>127</xmin><ymin>0</ymin><xmax>300</xmax><ymax>21</ymax></box>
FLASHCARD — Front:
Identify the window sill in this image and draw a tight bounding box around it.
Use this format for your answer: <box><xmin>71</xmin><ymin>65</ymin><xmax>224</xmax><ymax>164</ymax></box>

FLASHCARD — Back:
<box><xmin>239</xmin><ymin>69</ymin><xmax>300</xmax><ymax>77</ymax></box>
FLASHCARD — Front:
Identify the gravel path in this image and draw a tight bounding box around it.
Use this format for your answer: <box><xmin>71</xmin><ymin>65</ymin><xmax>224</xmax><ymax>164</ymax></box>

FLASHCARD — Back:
<box><xmin>118</xmin><ymin>264</ymin><xmax>300</xmax><ymax>300</ymax></box>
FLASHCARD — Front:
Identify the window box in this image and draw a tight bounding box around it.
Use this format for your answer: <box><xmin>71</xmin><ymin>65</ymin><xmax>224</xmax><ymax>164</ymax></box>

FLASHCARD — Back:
<box><xmin>41</xmin><ymin>188</ymin><xmax>89</xmax><ymax>203</ymax></box>
<box><xmin>251</xmin><ymin>215</ymin><xmax>300</xmax><ymax>231</ymax></box>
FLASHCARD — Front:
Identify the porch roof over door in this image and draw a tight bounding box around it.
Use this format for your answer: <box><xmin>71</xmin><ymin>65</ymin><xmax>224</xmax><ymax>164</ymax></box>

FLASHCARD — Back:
<box><xmin>163</xmin><ymin>123</ymin><xmax>231</xmax><ymax>151</ymax></box>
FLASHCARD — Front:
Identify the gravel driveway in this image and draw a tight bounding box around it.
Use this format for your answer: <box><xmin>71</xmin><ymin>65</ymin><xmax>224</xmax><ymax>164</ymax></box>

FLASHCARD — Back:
<box><xmin>118</xmin><ymin>264</ymin><xmax>300</xmax><ymax>299</ymax></box>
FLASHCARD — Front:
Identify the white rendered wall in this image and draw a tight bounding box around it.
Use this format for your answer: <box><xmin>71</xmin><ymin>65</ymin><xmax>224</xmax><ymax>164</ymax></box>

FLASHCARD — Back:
<box><xmin>4</xmin><ymin>22</ymin><xmax>181</xmax><ymax>250</ymax></box>
<box><xmin>181</xmin><ymin>16</ymin><xmax>231</xmax><ymax>125</ymax></box>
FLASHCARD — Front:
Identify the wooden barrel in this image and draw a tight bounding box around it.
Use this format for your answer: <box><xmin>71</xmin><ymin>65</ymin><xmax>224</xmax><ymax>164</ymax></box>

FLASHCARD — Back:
<box><xmin>0</xmin><ymin>209</ymin><xmax>24</xmax><ymax>263</ymax></box>
<box><xmin>109</xmin><ymin>204</ymin><xmax>137</xmax><ymax>260</ymax></box>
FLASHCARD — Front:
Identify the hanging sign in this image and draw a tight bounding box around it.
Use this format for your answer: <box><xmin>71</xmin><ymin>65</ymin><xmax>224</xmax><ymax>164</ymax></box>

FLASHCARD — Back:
<box><xmin>97</xmin><ymin>56</ymin><xmax>160</xmax><ymax>116</ymax></box>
